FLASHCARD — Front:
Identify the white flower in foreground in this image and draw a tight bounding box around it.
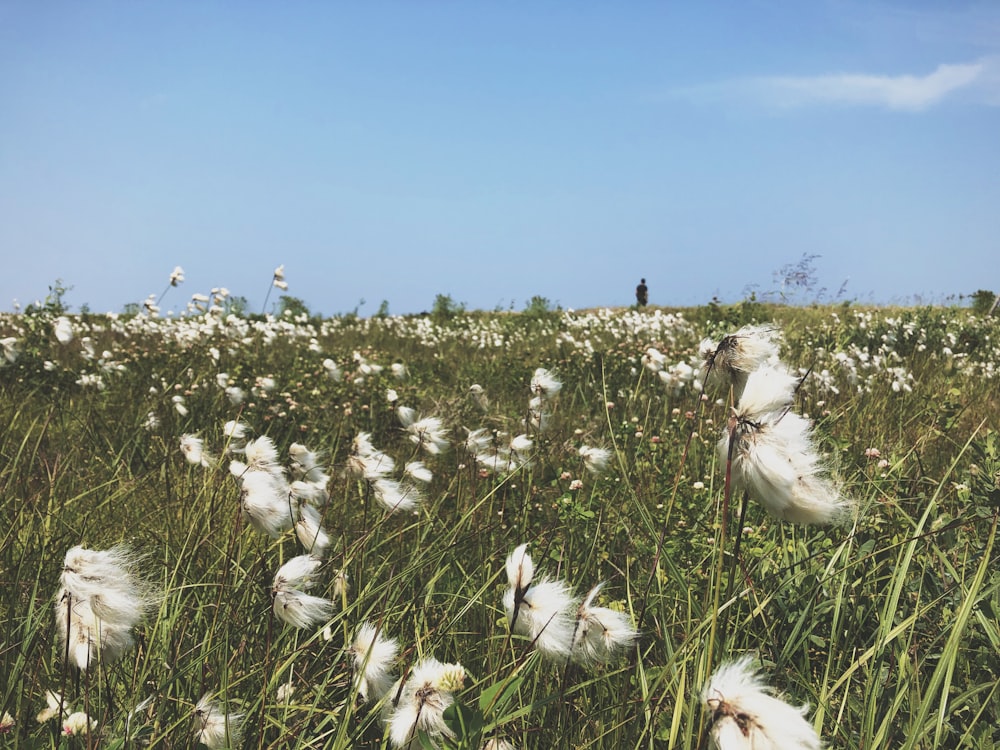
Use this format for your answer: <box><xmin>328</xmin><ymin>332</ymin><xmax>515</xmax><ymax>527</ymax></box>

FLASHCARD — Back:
<box><xmin>351</xmin><ymin>621</ymin><xmax>399</xmax><ymax>703</ymax></box>
<box><xmin>530</xmin><ymin>367</ymin><xmax>562</xmax><ymax>400</ymax></box>
<box><xmin>578</xmin><ymin>445</ymin><xmax>612</xmax><ymax>475</ymax></box>
<box><xmin>272</xmin><ymin>555</ymin><xmax>335</xmax><ymax>629</ymax></box>
<box><xmin>398</xmin><ymin>407</ymin><xmax>450</xmax><ymax>455</ymax></box>
<box><xmin>289</xmin><ymin>442</ymin><xmax>326</xmax><ymax>483</ymax></box>
<box><xmin>273</xmin><ymin>264</ymin><xmax>285</xmax><ymax>281</ymax></box>
<box><xmin>62</xmin><ymin>711</ymin><xmax>95</xmax><ymax>736</ymax></box>
<box><xmin>236</xmin><ymin>470</ymin><xmax>294</xmax><ymax>537</ymax></box>
<box><xmin>194</xmin><ymin>694</ymin><xmax>244</xmax><ymax>749</ymax></box>
<box><xmin>243</xmin><ymin>436</ymin><xmax>282</xmax><ymax>475</ymax></box>
<box><xmin>505</xmin><ymin>543</ymin><xmax>534</xmax><ymax>595</ymax></box>
<box><xmin>702</xmin><ymin>656</ymin><xmax>821</xmax><ymax>750</ymax></box>
<box><xmin>36</xmin><ymin>690</ymin><xmax>65</xmax><ymax>723</ymax></box>
<box><xmin>641</xmin><ymin>347</ymin><xmax>666</xmax><ymax>373</ymax></box>
<box><xmin>571</xmin><ymin>583</ymin><xmax>638</xmax><ymax>665</ymax></box>
<box><xmin>702</xmin><ymin>325</ymin><xmax>782</xmax><ymax>402</ymax></box>
<box><xmin>180</xmin><ymin>433</ymin><xmax>214</xmax><ymax>468</ymax></box>
<box><xmin>294</xmin><ymin>502</ymin><xmax>331</xmax><ymax>555</ymax></box>
<box><xmin>463</xmin><ymin>427</ymin><xmax>493</xmax><ymax>456</ymax></box>
<box><xmin>1</xmin><ymin>710</ymin><xmax>14</xmax><ymax>733</ymax></box>
<box><xmin>386</xmin><ymin>657</ymin><xmax>466</xmax><ymax>748</ymax></box>
<box><xmin>405</xmin><ymin>460</ymin><xmax>433</xmax><ymax>483</ymax></box>
<box><xmin>723</xmin><ymin>404</ymin><xmax>852</xmax><ymax>525</ymax></box>
<box><xmin>322</xmin><ymin>358</ymin><xmax>343</xmax><ymax>381</ymax></box>
<box><xmin>54</xmin><ymin>316</ymin><xmax>74</xmax><ymax>344</ymax></box>
<box><xmin>169</xmin><ymin>265</ymin><xmax>185</xmax><ymax>286</ymax></box>
<box><xmin>735</xmin><ymin>365</ymin><xmax>799</xmax><ymax>417</ymax></box>
<box><xmin>503</xmin><ymin>545</ymin><xmax>576</xmax><ymax>660</ymax></box>
<box><xmin>372</xmin><ymin>478</ymin><xmax>422</xmax><ymax>513</ymax></box>
<box><xmin>55</xmin><ymin>545</ymin><xmax>156</xmax><ymax>671</ymax></box>
<box><xmin>223</xmin><ymin>420</ymin><xmax>248</xmax><ymax>441</ymax></box>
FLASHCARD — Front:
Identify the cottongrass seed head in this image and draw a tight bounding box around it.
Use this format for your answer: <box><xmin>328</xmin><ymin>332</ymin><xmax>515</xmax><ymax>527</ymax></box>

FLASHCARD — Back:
<box><xmin>504</xmin><ymin>576</ymin><xmax>577</xmax><ymax>660</ymax></box>
<box><xmin>702</xmin><ymin>655</ymin><xmax>822</xmax><ymax>750</ymax></box>
<box><xmin>55</xmin><ymin>544</ymin><xmax>158</xmax><ymax>670</ymax></box>
<box><xmin>702</xmin><ymin>324</ymin><xmax>783</xmax><ymax>401</ymax></box>
<box><xmin>271</xmin><ymin>555</ymin><xmax>335</xmax><ymax>629</ymax></box>
<box><xmin>723</xmin><ymin>398</ymin><xmax>853</xmax><ymax>525</ymax></box>
<box><xmin>385</xmin><ymin>657</ymin><xmax>466</xmax><ymax>748</ymax></box>
<box><xmin>194</xmin><ymin>694</ymin><xmax>244</xmax><ymax>749</ymax></box>
<box><xmin>571</xmin><ymin>583</ymin><xmax>639</xmax><ymax>666</ymax></box>
<box><xmin>351</xmin><ymin>621</ymin><xmax>399</xmax><ymax>703</ymax></box>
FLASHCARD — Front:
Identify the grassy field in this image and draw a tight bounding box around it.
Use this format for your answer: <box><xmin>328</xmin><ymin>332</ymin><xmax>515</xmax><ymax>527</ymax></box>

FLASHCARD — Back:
<box><xmin>1</xmin><ymin>299</ymin><xmax>998</xmax><ymax>749</ymax></box>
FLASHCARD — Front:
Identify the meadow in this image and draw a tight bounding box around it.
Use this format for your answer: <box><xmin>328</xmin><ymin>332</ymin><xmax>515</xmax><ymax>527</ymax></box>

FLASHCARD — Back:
<box><xmin>1</xmin><ymin>294</ymin><xmax>998</xmax><ymax>749</ymax></box>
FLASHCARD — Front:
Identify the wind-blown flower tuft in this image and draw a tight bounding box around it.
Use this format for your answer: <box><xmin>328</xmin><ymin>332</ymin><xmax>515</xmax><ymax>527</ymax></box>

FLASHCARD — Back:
<box><xmin>503</xmin><ymin>544</ymin><xmax>576</xmax><ymax>661</ymax></box>
<box><xmin>293</xmin><ymin>502</ymin><xmax>331</xmax><ymax>554</ymax></box>
<box><xmin>350</xmin><ymin>621</ymin><xmax>399</xmax><ymax>703</ymax></box>
<box><xmin>180</xmin><ymin>433</ymin><xmax>214</xmax><ymax>468</ymax></box>
<box><xmin>404</xmin><ymin>460</ymin><xmax>433</xmax><ymax>484</ymax></box>
<box><xmin>385</xmin><ymin>657</ymin><xmax>466</xmax><ymax>748</ymax></box>
<box><xmin>702</xmin><ymin>656</ymin><xmax>821</xmax><ymax>750</ymax></box>
<box><xmin>530</xmin><ymin>368</ymin><xmax>562</xmax><ymax>400</ymax></box>
<box><xmin>578</xmin><ymin>445</ymin><xmax>612</xmax><ymax>475</ymax></box>
<box><xmin>398</xmin><ymin>407</ymin><xmax>450</xmax><ymax>455</ymax></box>
<box><xmin>505</xmin><ymin>543</ymin><xmax>534</xmax><ymax>594</ymax></box>
<box><xmin>55</xmin><ymin>545</ymin><xmax>157</xmax><ymax>671</ymax></box>
<box><xmin>570</xmin><ymin>583</ymin><xmax>638</xmax><ymax>665</ymax></box>
<box><xmin>723</xmin><ymin>395</ymin><xmax>853</xmax><ymax>525</ymax></box>
<box><xmin>702</xmin><ymin>325</ymin><xmax>783</xmax><ymax>402</ymax></box>
<box><xmin>271</xmin><ymin>555</ymin><xmax>335</xmax><ymax>629</ymax></box>
<box><xmin>236</xmin><ymin>470</ymin><xmax>294</xmax><ymax>537</ymax></box>
<box><xmin>194</xmin><ymin>694</ymin><xmax>244</xmax><ymax>749</ymax></box>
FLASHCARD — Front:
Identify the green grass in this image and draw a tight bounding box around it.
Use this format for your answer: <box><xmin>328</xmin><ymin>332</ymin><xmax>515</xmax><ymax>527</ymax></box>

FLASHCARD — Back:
<box><xmin>1</xmin><ymin>302</ymin><xmax>998</xmax><ymax>749</ymax></box>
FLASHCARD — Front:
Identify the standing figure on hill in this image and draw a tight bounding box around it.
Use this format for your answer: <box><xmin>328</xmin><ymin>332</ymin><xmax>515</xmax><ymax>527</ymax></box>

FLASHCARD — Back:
<box><xmin>635</xmin><ymin>278</ymin><xmax>649</xmax><ymax>307</ymax></box>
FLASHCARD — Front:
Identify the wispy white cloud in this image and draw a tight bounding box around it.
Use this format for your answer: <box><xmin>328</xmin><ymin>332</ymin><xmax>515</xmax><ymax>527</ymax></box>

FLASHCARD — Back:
<box><xmin>679</xmin><ymin>57</ymin><xmax>1000</xmax><ymax>112</ymax></box>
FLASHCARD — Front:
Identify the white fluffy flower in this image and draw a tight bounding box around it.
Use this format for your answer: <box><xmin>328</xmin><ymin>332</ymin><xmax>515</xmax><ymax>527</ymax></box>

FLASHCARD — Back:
<box><xmin>62</xmin><ymin>711</ymin><xmax>94</xmax><ymax>736</ymax></box>
<box><xmin>385</xmin><ymin>657</ymin><xmax>466</xmax><ymax>749</ymax></box>
<box><xmin>571</xmin><ymin>583</ymin><xmax>638</xmax><ymax>665</ymax></box>
<box><xmin>272</xmin><ymin>555</ymin><xmax>335</xmax><ymax>629</ymax></box>
<box><xmin>398</xmin><ymin>407</ymin><xmax>450</xmax><ymax>455</ymax></box>
<box><xmin>578</xmin><ymin>445</ymin><xmax>612</xmax><ymax>475</ymax></box>
<box><xmin>54</xmin><ymin>316</ymin><xmax>75</xmax><ymax>344</ymax></box>
<box><xmin>351</xmin><ymin>621</ymin><xmax>399</xmax><ymax>703</ymax></box>
<box><xmin>702</xmin><ymin>325</ymin><xmax>783</xmax><ymax>402</ymax></box>
<box><xmin>503</xmin><ymin>572</ymin><xmax>577</xmax><ymax>661</ymax></box>
<box><xmin>404</xmin><ymin>461</ymin><xmax>433</xmax><ymax>483</ymax></box>
<box><xmin>194</xmin><ymin>694</ymin><xmax>244</xmax><ymax>749</ymax></box>
<box><xmin>702</xmin><ymin>656</ymin><xmax>821</xmax><ymax>750</ymax></box>
<box><xmin>180</xmin><ymin>433</ymin><xmax>214</xmax><ymax>468</ymax></box>
<box><xmin>530</xmin><ymin>367</ymin><xmax>562</xmax><ymax>400</ymax></box>
<box><xmin>294</xmin><ymin>502</ymin><xmax>331</xmax><ymax>555</ymax></box>
<box><xmin>237</xmin><ymin>470</ymin><xmax>294</xmax><ymax>537</ymax></box>
<box><xmin>55</xmin><ymin>545</ymin><xmax>156</xmax><ymax>671</ymax></box>
<box><xmin>723</xmin><ymin>407</ymin><xmax>852</xmax><ymax>525</ymax></box>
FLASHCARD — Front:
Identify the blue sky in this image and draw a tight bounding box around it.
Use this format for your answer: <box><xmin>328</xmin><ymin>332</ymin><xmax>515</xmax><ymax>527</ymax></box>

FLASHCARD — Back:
<box><xmin>2</xmin><ymin>1</ymin><xmax>998</xmax><ymax>316</ymax></box>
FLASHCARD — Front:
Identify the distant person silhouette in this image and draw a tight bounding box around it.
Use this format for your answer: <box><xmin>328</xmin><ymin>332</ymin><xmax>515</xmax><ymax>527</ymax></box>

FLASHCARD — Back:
<box><xmin>636</xmin><ymin>278</ymin><xmax>648</xmax><ymax>307</ymax></box>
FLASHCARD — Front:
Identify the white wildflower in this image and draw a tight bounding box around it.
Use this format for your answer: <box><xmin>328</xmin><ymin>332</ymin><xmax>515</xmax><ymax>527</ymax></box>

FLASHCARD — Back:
<box><xmin>703</xmin><ymin>656</ymin><xmax>821</xmax><ymax>750</ymax></box>
<box><xmin>272</xmin><ymin>555</ymin><xmax>335</xmax><ymax>629</ymax></box>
